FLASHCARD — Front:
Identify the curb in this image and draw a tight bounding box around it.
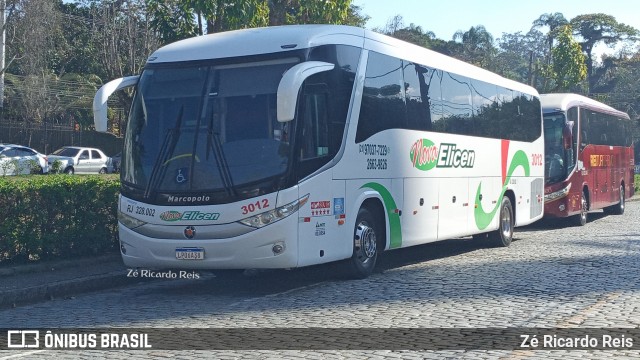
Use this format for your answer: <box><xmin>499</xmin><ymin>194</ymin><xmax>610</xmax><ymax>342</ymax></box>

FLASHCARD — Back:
<box><xmin>0</xmin><ymin>253</ymin><xmax>122</xmax><ymax>277</ymax></box>
<box><xmin>0</xmin><ymin>254</ymin><xmax>129</xmax><ymax>309</ymax></box>
<box><xmin>0</xmin><ymin>271</ymin><xmax>127</xmax><ymax>309</ymax></box>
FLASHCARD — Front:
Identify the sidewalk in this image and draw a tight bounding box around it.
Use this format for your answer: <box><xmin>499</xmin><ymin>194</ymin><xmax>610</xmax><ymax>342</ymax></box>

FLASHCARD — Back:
<box><xmin>0</xmin><ymin>253</ymin><xmax>128</xmax><ymax>309</ymax></box>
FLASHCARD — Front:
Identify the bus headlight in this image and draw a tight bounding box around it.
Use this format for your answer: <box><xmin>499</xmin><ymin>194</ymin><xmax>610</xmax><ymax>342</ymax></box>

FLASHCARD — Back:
<box><xmin>544</xmin><ymin>183</ymin><xmax>571</xmax><ymax>203</ymax></box>
<box><xmin>118</xmin><ymin>210</ymin><xmax>147</xmax><ymax>230</ymax></box>
<box><xmin>239</xmin><ymin>194</ymin><xmax>309</xmax><ymax>228</ymax></box>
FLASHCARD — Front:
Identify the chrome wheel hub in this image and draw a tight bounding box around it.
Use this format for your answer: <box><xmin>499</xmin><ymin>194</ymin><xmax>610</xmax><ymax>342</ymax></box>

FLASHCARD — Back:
<box><xmin>355</xmin><ymin>223</ymin><xmax>377</xmax><ymax>260</ymax></box>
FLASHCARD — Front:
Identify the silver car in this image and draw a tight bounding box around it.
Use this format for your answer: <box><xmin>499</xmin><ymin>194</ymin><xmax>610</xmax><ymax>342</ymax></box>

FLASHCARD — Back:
<box><xmin>0</xmin><ymin>144</ymin><xmax>49</xmax><ymax>175</ymax></box>
<box><xmin>48</xmin><ymin>146</ymin><xmax>113</xmax><ymax>174</ymax></box>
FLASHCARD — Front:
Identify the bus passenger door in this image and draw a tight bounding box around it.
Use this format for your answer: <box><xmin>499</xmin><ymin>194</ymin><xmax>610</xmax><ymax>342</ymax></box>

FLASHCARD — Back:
<box><xmin>437</xmin><ymin>178</ymin><xmax>469</xmax><ymax>239</ymax></box>
<box><xmin>402</xmin><ymin>178</ymin><xmax>438</xmax><ymax>246</ymax></box>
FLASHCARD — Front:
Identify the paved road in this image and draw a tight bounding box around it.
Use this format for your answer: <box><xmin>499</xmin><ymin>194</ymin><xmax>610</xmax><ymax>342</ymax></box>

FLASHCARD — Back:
<box><xmin>2</xmin><ymin>201</ymin><xmax>640</xmax><ymax>359</ymax></box>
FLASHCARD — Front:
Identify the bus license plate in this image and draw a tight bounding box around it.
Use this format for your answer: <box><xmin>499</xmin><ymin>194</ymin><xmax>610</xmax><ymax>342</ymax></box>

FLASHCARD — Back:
<box><xmin>175</xmin><ymin>247</ymin><xmax>204</xmax><ymax>260</ymax></box>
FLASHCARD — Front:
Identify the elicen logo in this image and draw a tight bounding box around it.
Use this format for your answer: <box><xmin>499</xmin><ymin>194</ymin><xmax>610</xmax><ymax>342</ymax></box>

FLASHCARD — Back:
<box><xmin>410</xmin><ymin>139</ymin><xmax>475</xmax><ymax>171</ymax></box>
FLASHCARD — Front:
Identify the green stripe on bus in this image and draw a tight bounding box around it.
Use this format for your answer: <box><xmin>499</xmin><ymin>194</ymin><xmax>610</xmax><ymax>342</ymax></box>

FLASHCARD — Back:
<box><xmin>474</xmin><ymin>150</ymin><xmax>530</xmax><ymax>230</ymax></box>
<box><xmin>360</xmin><ymin>182</ymin><xmax>403</xmax><ymax>249</ymax></box>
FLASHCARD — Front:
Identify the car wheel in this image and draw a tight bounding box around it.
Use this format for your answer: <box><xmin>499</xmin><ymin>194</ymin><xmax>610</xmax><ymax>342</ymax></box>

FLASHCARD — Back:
<box><xmin>99</xmin><ymin>167</ymin><xmax>107</xmax><ymax>174</ymax></box>
<box><xmin>64</xmin><ymin>167</ymin><xmax>74</xmax><ymax>175</ymax></box>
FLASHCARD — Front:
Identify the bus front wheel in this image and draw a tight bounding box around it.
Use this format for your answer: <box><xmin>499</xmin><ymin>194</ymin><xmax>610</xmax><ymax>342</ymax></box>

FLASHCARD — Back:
<box><xmin>347</xmin><ymin>207</ymin><xmax>379</xmax><ymax>279</ymax></box>
<box><xmin>575</xmin><ymin>192</ymin><xmax>588</xmax><ymax>226</ymax></box>
<box><xmin>487</xmin><ymin>196</ymin><xmax>513</xmax><ymax>247</ymax></box>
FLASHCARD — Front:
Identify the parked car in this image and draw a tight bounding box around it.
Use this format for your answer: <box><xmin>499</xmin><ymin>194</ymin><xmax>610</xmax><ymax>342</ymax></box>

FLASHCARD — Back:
<box><xmin>48</xmin><ymin>146</ymin><xmax>113</xmax><ymax>174</ymax></box>
<box><xmin>111</xmin><ymin>152</ymin><xmax>121</xmax><ymax>173</ymax></box>
<box><xmin>0</xmin><ymin>143</ymin><xmax>49</xmax><ymax>175</ymax></box>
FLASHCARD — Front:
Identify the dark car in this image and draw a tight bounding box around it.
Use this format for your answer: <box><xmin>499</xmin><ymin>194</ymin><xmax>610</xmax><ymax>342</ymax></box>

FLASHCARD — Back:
<box><xmin>111</xmin><ymin>152</ymin><xmax>121</xmax><ymax>173</ymax></box>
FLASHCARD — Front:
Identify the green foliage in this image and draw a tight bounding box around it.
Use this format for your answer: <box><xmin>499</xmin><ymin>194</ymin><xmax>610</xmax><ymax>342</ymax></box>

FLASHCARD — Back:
<box><xmin>0</xmin><ymin>175</ymin><xmax>120</xmax><ymax>264</ymax></box>
<box><xmin>636</xmin><ymin>174</ymin><xmax>640</xmax><ymax>194</ymax></box>
<box><xmin>550</xmin><ymin>25</ymin><xmax>587</xmax><ymax>91</ymax></box>
<box><xmin>570</xmin><ymin>13</ymin><xmax>639</xmax><ymax>92</ymax></box>
<box><xmin>452</xmin><ymin>25</ymin><xmax>496</xmax><ymax>68</ymax></box>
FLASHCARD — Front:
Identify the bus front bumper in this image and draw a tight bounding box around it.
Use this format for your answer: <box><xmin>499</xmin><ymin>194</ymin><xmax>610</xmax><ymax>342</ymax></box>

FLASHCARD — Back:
<box><xmin>118</xmin><ymin>215</ymin><xmax>299</xmax><ymax>270</ymax></box>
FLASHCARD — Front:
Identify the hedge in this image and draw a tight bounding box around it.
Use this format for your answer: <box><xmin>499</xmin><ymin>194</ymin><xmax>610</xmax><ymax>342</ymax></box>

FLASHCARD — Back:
<box><xmin>0</xmin><ymin>175</ymin><xmax>119</xmax><ymax>264</ymax></box>
<box><xmin>1</xmin><ymin>174</ymin><xmax>639</xmax><ymax>265</ymax></box>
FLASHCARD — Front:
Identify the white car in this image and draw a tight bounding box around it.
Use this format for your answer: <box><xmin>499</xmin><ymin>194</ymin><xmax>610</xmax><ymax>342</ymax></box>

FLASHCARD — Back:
<box><xmin>0</xmin><ymin>144</ymin><xmax>49</xmax><ymax>175</ymax></box>
<box><xmin>48</xmin><ymin>146</ymin><xmax>113</xmax><ymax>174</ymax></box>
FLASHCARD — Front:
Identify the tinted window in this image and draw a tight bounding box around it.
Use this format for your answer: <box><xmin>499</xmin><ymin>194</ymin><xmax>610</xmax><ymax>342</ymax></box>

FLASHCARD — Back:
<box><xmin>580</xmin><ymin>108</ymin><xmax>632</xmax><ymax>147</ymax></box>
<box><xmin>404</xmin><ymin>62</ymin><xmax>434</xmax><ymax>131</ymax></box>
<box><xmin>91</xmin><ymin>150</ymin><xmax>101</xmax><ymax>159</ymax></box>
<box><xmin>355</xmin><ymin>51</ymin><xmax>542</xmax><ymax>143</ymax></box>
<box><xmin>3</xmin><ymin>149</ymin><xmax>18</xmax><ymax>157</ymax></box>
<box><xmin>53</xmin><ymin>148</ymin><xmax>80</xmax><ymax>157</ymax></box>
<box><xmin>16</xmin><ymin>149</ymin><xmax>33</xmax><ymax>157</ymax></box>
<box><xmin>356</xmin><ymin>52</ymin><xmax>405</xmax><ymax>143</ymax></box>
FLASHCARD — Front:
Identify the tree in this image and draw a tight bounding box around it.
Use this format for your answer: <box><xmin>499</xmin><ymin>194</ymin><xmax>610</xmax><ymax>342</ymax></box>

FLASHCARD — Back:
<box><xmin>146</xmin><ymin>0</ymin><xmax>362</xmax><ymax>42</ymax></box>
<box><xmin>495</xmin><ymin>29</ymin><xmax>546</xmax><ymax>86</ymax></box>
<box><xmin>378</xmin><ymin>15</ymin><xmax>436</xmax><ymax>48</ymax></box>
<box><xmin>452</xmin><ymin>25</ymin><xmax>496</xmax><ymax>68</ymax></box>
<box><xmin>531</xmin><ymin>13</ymin><xmax>568</xmax><ymax>63</ymax></box>
<box><xmin>570</xmin><ymin>13</ymin><xmax>639</xmax><ymax>93</ymax></box>
<box><xmin>548</xmin><ymin>25</ymin><xmax>587</xmax><ymax>92</ymax></box>
<box><xmin>4</xmin><ymin>0</ymin><xmax>65</xmax><ymax>127</ymax></box>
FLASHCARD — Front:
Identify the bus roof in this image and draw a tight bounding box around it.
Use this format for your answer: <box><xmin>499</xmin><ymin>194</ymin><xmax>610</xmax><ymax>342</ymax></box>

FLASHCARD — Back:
<box><xmin>148</xmin><ymin>25</ymin><xmax>538</xmax><ymax>97</ymax></box>
<box><xmin>540</xmin><ymin>93</ymin><xmax>630</xmax><ymax>119</ymax></box>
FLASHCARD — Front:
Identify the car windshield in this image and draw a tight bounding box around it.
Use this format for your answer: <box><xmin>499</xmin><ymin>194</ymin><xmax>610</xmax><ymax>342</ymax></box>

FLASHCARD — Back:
<box><xmin>52</xmin><ymin>148</ymin><xmax>80</xmax><ymax>157</ymax></box>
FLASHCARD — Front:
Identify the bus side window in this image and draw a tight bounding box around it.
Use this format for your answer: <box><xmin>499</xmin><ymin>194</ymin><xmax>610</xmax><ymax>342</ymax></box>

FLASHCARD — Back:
<box><xmin>300</xmin><ymin>84</ymin><xmax>329</xmax><ymax>161</ymax></box>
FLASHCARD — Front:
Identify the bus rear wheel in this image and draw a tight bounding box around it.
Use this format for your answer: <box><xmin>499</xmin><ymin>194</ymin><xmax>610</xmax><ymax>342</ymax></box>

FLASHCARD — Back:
<box><xmin>347</xmin><ymin>207</ymin><xmax>379</xmax><ymax>279</ymax></box>
<box><xmin>487</xmin><ymin>196</ymin><xmax>513</xmax><ymax>247</ymax></box>
<box><xmin>605</xmin><ymin>184</ymin><xmax>625</xmax><ymax>215</ymax></box>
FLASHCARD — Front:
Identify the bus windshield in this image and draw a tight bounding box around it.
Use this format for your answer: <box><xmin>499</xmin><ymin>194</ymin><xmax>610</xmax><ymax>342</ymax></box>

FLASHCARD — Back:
<box><xmin>544</xmin><ymin>112</ymin><xmax>574</xmax><ymax>184</ymax></box>
<box><xmin>122</xmin><ymin>57</ymin><xmax>300</xmax><ymax>204</ymax></box>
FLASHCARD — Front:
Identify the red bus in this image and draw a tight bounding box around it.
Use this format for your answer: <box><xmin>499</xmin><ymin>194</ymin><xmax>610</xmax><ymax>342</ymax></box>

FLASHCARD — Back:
<box><xmin>542</xmin><ymin>93</ymin><xmax>635</xmax><ymax>226</ymax></box>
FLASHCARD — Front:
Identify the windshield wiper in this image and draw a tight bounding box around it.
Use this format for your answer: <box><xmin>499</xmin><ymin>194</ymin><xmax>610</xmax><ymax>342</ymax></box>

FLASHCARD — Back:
<box><xmin>144</xmin><ymin>106</ymin><xmax>184</xmax><ymax>199</ymax></box>
<box><xmin>206</xmin><ymin>111</ymin><xmax>236</xmax><ymax>197</ymax></box>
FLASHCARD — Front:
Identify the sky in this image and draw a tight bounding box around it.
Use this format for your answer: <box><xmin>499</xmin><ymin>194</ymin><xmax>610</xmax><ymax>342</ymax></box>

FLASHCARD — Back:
<box><xmin>353</xmin><ymin>0</ymin><xmax>640</xmax><ymax>55</ymax></box>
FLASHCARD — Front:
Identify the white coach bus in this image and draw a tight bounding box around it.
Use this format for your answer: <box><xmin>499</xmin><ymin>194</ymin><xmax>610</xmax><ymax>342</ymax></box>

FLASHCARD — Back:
<box><xmin>94</xmin><ymin>25</ymin><xmax>544</xmax><ymax>278</ymax></box>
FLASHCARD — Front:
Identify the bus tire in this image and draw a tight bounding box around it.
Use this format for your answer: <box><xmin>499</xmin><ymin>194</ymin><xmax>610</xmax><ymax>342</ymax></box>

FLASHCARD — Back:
<box><xmin>574</xmin><ymin>191</ymin><xmax>588</xmax><ymax>226</ymax></box>
<box><xmin>606</xmin><ymin>184</ymin><xmax>625</xmax><ymax>215</ymax></box>
<box><xmin>487</xmin><ymin>196</ymin><xmax>513</xmax><ymax>247</ymax></box>
<box><xmin>347</xmin><ymin>207</ymin><xmax>379</xmax><ymax>279</ymax></box>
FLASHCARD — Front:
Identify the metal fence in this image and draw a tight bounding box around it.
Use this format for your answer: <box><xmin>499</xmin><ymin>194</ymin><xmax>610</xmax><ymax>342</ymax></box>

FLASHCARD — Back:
<box><xmin>0</xmin><ymin>120</ymin><xmax>123</xmax><ymax>156</ymax></box>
